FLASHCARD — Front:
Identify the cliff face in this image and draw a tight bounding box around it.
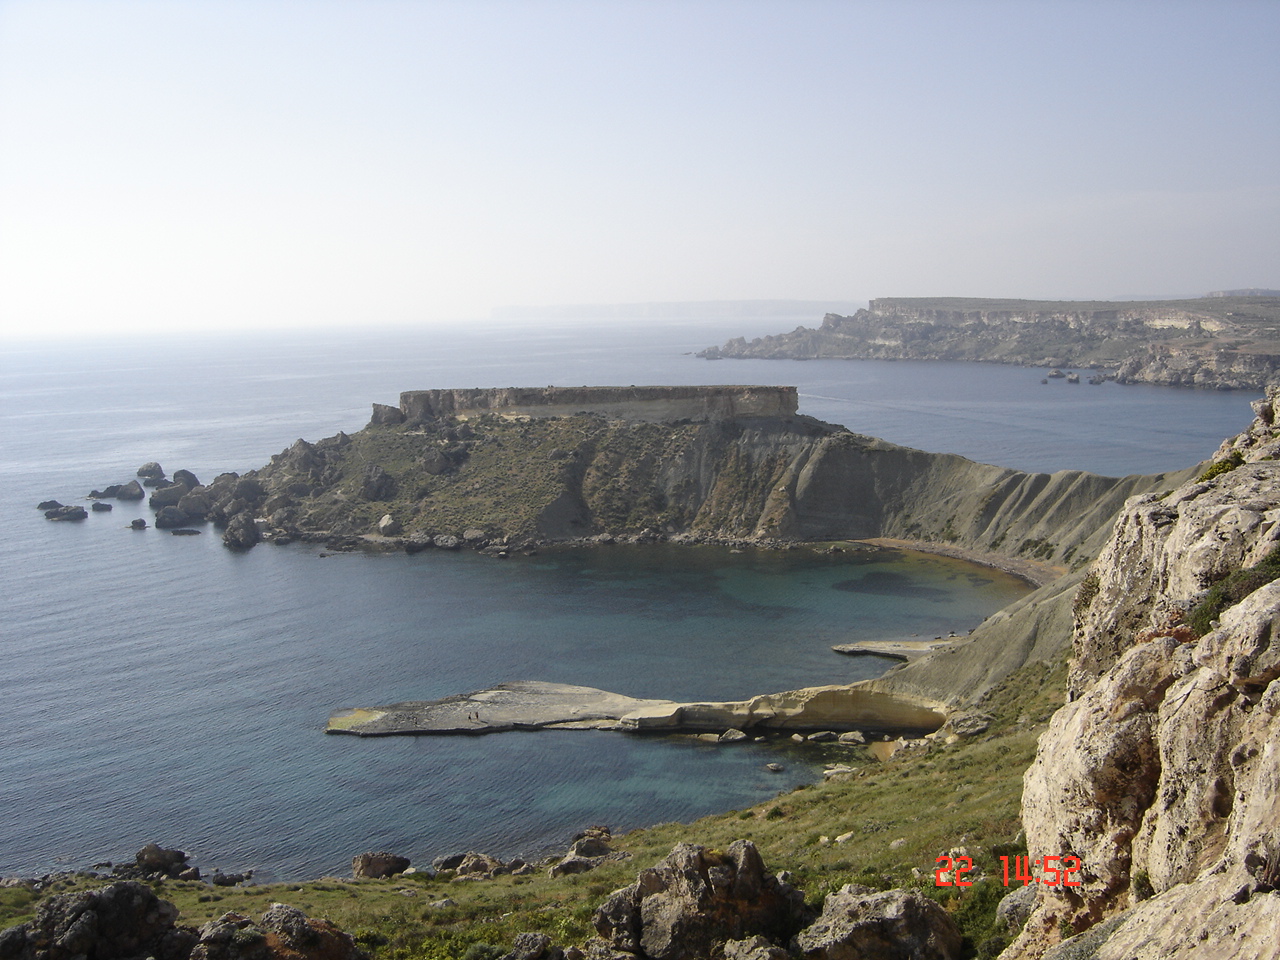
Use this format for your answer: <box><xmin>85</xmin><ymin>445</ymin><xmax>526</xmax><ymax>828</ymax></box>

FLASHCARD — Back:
<box><xmin>1004</xmin><ymin>389</ymin><xmax>1280</xmax><ymax>959</ymax></box>
<box><xmin>397</xmin><ymin>385</ymin><xmax>798</xmax><ymax>423</ymax></box>
<box><xmin>699</xmin><ymin>296</ymin><xmax>1280</xmax><ymax>390</ymax></box>
<box><xmin>221</xmin><ymin>387</ymin><xmax>1183</xmax><ymax>573</ymax></box>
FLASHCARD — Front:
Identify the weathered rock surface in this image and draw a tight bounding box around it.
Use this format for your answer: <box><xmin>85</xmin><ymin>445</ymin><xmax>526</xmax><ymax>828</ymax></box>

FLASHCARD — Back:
<box><xmin>498</xmin><ymin>932</ymin><xmax>562</xmax><ymax>960</ymax></box>
<box><xmin>1004</xmin><ymin>386</ymin><xmax>1280</xmax><ymax>958</ymax></box>
<box><xmin>792</xmin><ymin>883</ymin><xmax>962</xmax><ymax>960</ymax></box>
<box><xmin>325</xmin><ymin>680</ymin><xmax>947</xmax><ymax>737</ymax></box>
<box><xmin>398</xmin><ymin>385</ymin><xmax>798</xmax><ymax>423</ymax></box>
<box><xmin>0</xmin><ymin>881</ymin><xmax>195</xmax><ymax>960</ymax></box>
<box><xmin>590</xmin><ymin>841</ymin><xmax>807</xmax><ymax>960</ymax></box>
<box><xmin>155</xmin><ymin>505</ymin><xmax>192</xmax><ymax>529</ymax></box>
<box><xmin>223</xmin><ymin>513</ymin><xmax>261</xmax><ymax>550</ymax></box>
<box><xmin>110</xmin><ymin>843</ymin><xmax>201</xmax><ymax>881</ymax></box>
<box><xmin>43</xmin><ymin>505</ymin><xmax>87</xmax><ymax>521</ymax></box>
<box><xmin>190</xmin><ymin>902</ymin><xmax>366</xmax><ymax>960</ymax></box>
<box><xmin>351</xmin><ymin>852</ymin><xmax>410</xmax><ymax>879</ymax></box>
<box><xmin>116</xmin><ymin>479</ymin><xmax>146</xmax><ymax>500</ymax></box>
<box><xmin>183</xmin><ymin>383</ymin><xmax>1181</xmax><ymax>571</ymax></box>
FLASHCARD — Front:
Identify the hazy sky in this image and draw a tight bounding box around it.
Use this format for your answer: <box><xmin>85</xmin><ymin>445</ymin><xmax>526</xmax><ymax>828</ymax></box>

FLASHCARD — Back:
<box><xmin>1</xmin><ymin>0</ymin><xmax>1277</xmax><ymax>337</ymax></box>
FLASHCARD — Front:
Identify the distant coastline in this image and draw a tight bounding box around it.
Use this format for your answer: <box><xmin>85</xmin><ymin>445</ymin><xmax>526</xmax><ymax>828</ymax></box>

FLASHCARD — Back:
<box><xmin>699</xmin><ymin>294</ymin><xmax>1280</xmax><ymax>391</ymax></box>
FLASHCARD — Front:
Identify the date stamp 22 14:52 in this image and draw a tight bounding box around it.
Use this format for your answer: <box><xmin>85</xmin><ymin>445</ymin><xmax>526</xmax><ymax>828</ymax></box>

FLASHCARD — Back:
<box><xmin>935</xmin><ymin>854</ymin><xmax>1084</xmax><ymax>888</ymax></box>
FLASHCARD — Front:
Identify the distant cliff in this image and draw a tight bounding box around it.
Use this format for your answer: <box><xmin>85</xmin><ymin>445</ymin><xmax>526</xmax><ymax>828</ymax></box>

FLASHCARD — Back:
<box><xmin>392</xmin><ymin>384</ymin><xmax>797</xmax><ymax>423</ymax></box>
<box><xmin>699</xmin><ymin>296</ymin><xmax>1280</xmax><ymax>390</ymax></box>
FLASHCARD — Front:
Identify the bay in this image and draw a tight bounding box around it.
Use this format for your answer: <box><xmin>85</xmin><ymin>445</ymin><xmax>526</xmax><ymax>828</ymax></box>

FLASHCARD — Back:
<box><xmin>0</xmin><ymin>317</ymin><xmax>1255</xmax><ymax>880</ymax></box>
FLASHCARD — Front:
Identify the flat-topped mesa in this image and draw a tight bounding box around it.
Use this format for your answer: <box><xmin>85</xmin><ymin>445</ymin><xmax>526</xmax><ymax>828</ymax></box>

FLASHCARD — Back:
<box><xmin>396</xmin><ymin>385</ymin><xmax>798</xmax><ymax>423</ymax></box>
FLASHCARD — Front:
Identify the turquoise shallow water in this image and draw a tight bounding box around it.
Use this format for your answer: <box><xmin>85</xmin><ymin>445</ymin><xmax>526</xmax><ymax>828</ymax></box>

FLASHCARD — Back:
<box><xmin>0</xmin><ymin>318</ymin><xmax>1255</xmax><ymax>879</ymax></box>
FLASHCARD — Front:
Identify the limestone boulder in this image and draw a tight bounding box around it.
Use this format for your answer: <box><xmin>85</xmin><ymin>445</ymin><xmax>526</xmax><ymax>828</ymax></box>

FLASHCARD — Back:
<box><xmin>0</xmin><ymin>880</ymin><xmax>196</xmax><ymax>960</ymax></box>
<box><xmin>149</xmin><ymin>483</ymin><xmax>191</xmax><ymax>509</ymax></box>
<box><xmin>453</xmin><ymin>852</ymin><xmax>506</xmax><ymax>879</ymax></box>
<box><xmin>223</xmin><ymin>512</ymin><xmax>261</xmax><ymax>551</ymax></box>
<box><xmin>44</xmin><ymin>505</ymin><xmax>87</xmax><ymax>521</ymax></box>
<box><xmin>591</xmin><ymin>840</ymin><xmax>806</xmax><ymax>960</ymax></box>
<box><xmin>190</xmin><ymin>903</ymin><xmax>366</xmax><ymax>960</ymax></box>
<box><xmin>116</xmin><ymin>479</ymin><xmax>146</xmax><ymax>500</ymax></box>
<box><xmin>499</xmin><ymin>932</ymin><xmax>562</xmax><ymax>960</ymax></box>
<box><xmin>351</xmin><ymin>852</ymin><xmax>410</xmax><ymax>879</ymax></box>
<box><xmin>137</xmin><ymin>462</ymin><xmax>165</xmax><ymax>479</ymax></box>
<box><xmin>155</xmin><ymin>506</ymin><xmax>192</xmax><ymax>529</ymax></box>
<box><xmin>791</xmin><ymin>884</ymin><xmax>961</xmax><ymax>960</ymax></box>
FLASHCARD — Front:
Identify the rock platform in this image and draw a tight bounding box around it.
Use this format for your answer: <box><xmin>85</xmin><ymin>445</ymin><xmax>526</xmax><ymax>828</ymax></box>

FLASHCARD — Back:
<box><xmin>326</xmin><ymin>679</ymin><xmax>948</xmax><ymax>737</ymax></box>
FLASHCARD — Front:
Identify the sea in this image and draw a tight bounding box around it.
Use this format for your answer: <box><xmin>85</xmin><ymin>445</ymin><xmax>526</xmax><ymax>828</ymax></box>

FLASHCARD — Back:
<box><xmin>0</xmin><ymin>316</ymin><xmax>1256</xmax><ymax>881</ymax></box>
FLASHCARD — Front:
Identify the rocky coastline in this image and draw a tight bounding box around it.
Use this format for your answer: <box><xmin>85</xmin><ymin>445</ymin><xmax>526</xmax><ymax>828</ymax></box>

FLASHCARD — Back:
<box><xmin>29</xmin><ymin>383</ymin><xmax>1280</xmax><ymax>956</ymax></box>
<box><xmin>324</xmin><ymin>679</ymin><xmax>950</xmax><ymax>739</ymax></box>
<box><xmin>698</xmin><ymin>295</ymin><xmax>1280</xmax><ymax>391</ymax></box>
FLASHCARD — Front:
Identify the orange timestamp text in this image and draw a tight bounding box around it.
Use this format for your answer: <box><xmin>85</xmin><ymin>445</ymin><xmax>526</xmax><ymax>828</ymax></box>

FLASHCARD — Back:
<box><xmin>934</xmin><ymin>854</ymin><xmax>1084</xmax><ymax>887</ymax></box>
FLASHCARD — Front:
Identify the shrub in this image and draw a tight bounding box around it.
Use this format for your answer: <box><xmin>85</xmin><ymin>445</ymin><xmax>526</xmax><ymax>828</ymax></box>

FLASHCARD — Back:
<box><xmin>1197</xmin><ymin>450</ymin><xmax>1244</xmax><ymax>482</ymax></box>
<box><xmin>1187</xmin><ymin>547</ymin><xmax>1280</xmax><ymax>636</ymax></box>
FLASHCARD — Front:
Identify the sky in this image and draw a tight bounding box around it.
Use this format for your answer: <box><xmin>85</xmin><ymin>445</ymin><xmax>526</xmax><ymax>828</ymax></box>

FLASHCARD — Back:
<box><xmin>1</xmin><ymin>0</ymin><xmax>1277</xmax><ymax>338</ymax></box>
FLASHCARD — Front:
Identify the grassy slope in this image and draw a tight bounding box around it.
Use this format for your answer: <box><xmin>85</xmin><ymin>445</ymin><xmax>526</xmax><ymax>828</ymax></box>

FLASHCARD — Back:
<box><xmin>2</xmin><ymin>654</ymin><xmax>1067</xmax><ymax>960</ymax></box>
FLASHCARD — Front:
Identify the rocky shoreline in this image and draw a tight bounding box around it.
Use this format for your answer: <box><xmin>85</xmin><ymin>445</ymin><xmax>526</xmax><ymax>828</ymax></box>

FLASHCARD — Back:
<box><xmin>324</xmin><ymin>679</ymin><xmax>950</xmax><ymax>739</ymax></box>
<box><xmin>698</xmin><ymin>295</ymin><xmax>1280</xmax><ymax>391</ymax></box>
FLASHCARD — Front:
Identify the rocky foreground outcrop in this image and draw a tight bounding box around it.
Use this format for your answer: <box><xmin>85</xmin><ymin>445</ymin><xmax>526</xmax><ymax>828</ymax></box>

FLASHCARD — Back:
<box><xmin>0</xmin><ymin>883</ymin><xmax>363</xmax><ymax>960</ymax></box>
<box><xmin>1001</xmin><ymin>388</ymin><xmax>1280</xmax><ymax>959</ymax></box>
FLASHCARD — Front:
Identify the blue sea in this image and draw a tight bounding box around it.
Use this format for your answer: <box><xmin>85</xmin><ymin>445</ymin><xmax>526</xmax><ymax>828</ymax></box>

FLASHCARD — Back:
<box><xmin>0</xmin><ymin>317</ymin><xmax>1255</xmax><ymax>880</ymax></box>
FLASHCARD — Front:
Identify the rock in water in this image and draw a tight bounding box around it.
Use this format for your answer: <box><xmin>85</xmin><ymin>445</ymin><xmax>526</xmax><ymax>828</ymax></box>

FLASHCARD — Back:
<box><xmin>222</xmin><ymin>512</ymin><xmax>260</xmax><ymax>550</ymax></box>
<box><xmin>44</xmin><ymin>505</ymin><xmax>87</xmax><ymax>521</ymax></box>
<box><xmin>154</xmin><ymin>506</ymin><xmax>191</xmax><ymax>529</ymax></box>
<box><xmin>148</xmin><ymin>483</ymin><xmax>189</xmax><ymax>508</ymax></box>
<box><xmin>116</xmin><ymin>479</ymin><xmax>146</xmax><ymax>500</ymax></box>
<box><xmin>137</xmin><ymin>461</ymin><xmax>165</xmax><ymax>479</ymax></box>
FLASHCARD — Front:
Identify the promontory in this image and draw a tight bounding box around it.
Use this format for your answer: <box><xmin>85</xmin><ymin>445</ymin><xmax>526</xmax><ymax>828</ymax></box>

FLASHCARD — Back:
<box><xmin>699</xmin><ymin>294</ymin><xmax>1280</xmax><ymax>390</ymax></box>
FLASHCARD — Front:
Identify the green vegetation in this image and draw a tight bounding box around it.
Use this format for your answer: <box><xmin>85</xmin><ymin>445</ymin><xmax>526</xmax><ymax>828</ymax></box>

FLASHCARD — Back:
<box><xmin>1187</xmin><ymin>547</ymin><xmax>1280</xmax><ymax>636</ymax></box>
<box><xmin>1197</xmin><ymin>450</ymin><xmax>1244</xmax><ymax>482</ymax></box>
<box><xmin>7</xmin><ymin>653</ymin><xmax>1068</xmax><ymax>960</ymax></box>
